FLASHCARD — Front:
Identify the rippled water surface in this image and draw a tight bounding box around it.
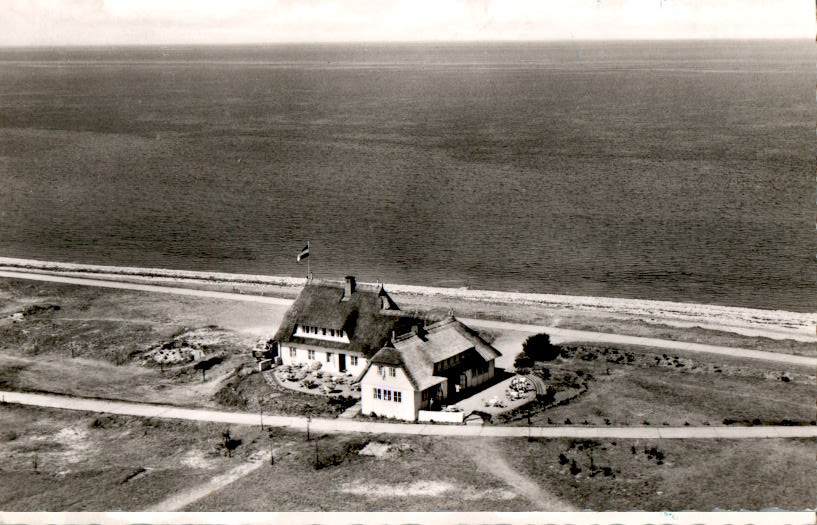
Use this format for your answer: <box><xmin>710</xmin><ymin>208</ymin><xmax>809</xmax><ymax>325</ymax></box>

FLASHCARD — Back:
<box><xmin>0</xmin><ymin>41</ymin><xmax>812</xmax><ymax>311</ymax></box>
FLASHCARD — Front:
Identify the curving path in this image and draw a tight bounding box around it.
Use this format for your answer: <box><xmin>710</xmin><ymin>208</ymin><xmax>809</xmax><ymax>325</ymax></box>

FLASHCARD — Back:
<box><xmin>2</xmin><ymin>391</ymin><xmax>815</xmax><ymax>439</ymax></box>
<box><xmin>1</xmin><ymin>269</ymin><xmax>812</xmax><ymax>368</ymax></box>
<box><xmin>0</xmin><ymin>270</ymin><xmax>293</xmax><ymax>305</ymax></box>
<box><xmin>462</xmin><ymin>318</ymin><xmax>816</xmax><ymax>368</ymax></box>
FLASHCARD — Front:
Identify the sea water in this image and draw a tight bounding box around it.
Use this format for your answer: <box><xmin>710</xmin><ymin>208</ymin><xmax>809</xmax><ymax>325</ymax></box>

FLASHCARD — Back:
<box><xmin>0</xmin><ymin>41</ymin><xmax>812</xmax><ymax>311</ymax></box>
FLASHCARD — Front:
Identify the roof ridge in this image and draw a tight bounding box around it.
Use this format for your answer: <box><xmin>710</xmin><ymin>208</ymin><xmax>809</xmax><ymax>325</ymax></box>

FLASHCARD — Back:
<box><xmin>424</xmin><ymin>317</ymin><xmax>457</xmax><ymax>331</ymax></box>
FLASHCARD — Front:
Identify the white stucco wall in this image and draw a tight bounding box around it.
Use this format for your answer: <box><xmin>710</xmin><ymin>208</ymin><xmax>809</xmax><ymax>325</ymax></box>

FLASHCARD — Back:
<box><xmin>279</xmin><ymin>345</ymin><xmax>367</xmax><ymax>376</ymax></box>
<box><xmin>360</xmin><ymin>365</ymin><xmax>418</xmax><ymax>421</ymax></box>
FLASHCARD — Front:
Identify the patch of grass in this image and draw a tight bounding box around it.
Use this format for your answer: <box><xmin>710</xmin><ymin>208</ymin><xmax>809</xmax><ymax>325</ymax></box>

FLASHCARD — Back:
<box><xmin>500</xmin><ymin>344</ymin><xmax>813</xmax><ymax>427</ymax></box>
<box><xmin>185</xmin><ymin>434</ymin><xmax>523</xmax><ymax>512</ymax></box>
<box><xmin>0</xmin><ymin>405</ymin><xmax>273</xmax><ymax>511</ymax></box>
<box><xmin>501</xmin><ymin>437</ymin><xmax>815</xmax><ymax>510</ymax></box>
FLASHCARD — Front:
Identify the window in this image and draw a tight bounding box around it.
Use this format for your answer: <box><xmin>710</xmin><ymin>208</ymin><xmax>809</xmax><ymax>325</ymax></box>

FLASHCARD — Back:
<box><xmin>289</xmin><ymin>348</ymin><xmax>296</xmax><ymax>358</ymax></box>
<box><xmin>338</xmin><ymin>330</ymin><xmax>344</xmax><ymax>338</ymax></box>
<box><xmin>394</xmin><ymin>391</ymin><xmax>402</xmax><ymax>403</ymax></box>
<box><xmin>372</xmin><ymin>388</ymin><xmax>378</xmax><ymax>399</ymax></box>
<box><xmin>350</xmin><ymin>356</ymin><xmax>358</xmax><ymax>366</ymax></box>
<box><xmin>385</xmin><ymin>390</ymin><xmax>392</xmax><ymax>401</ymax></box>
<box><xmin>330</xmin><ymin>329</ymin><xmax>335</xmax><ymax>337</ymax></box>
<box><xmin>377</xmin><ymin>365</ymin><xmax>383</xmax><ymax>374</ymax></box>
<box><xmin>376</xmin><ymin>388</ymin><xmax>382</xmax><ymax>400</ymax></box>
<box><xmin>389</xmin><ymin>367</ymin><xmax>396</xmax><ymax>377</ymax></box>
<box><xmin>307</xmin><ymin>350</ymin><xmax>315</xmax><ymax>360</ymax></box>
<box><xmin>322</xmin><ymin>328</ymin><xmax>326</xmax><ymax>336</ymax></box>
<box><xmin>326</xmin><ymin>352</ymin><xmax>332</xmax><ymax>363</ymax></box>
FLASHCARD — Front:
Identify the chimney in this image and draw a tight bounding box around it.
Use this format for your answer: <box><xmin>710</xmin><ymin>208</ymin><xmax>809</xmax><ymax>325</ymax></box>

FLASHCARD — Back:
<box><xmin>343</xmin><ymin>275</ymin><xmax>356</xmax><ymax>300</ymax></box>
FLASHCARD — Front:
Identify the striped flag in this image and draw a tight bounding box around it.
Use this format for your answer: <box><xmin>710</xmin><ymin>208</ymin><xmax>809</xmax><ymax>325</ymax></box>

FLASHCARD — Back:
<box><xmin>296</xmin><ymin>244</ymin><xmax>309</xmax><ymax>263</ymax></box>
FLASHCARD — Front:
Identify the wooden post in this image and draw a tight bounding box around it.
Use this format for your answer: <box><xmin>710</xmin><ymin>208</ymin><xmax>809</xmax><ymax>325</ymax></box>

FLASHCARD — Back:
<box><xmin>268</xmin><ymin>428</ymin><xmax>275</xmax><ymax>465</ymax></box>
<box><xmin>201</xmin><ymin>368</ymin><xmax>206</xmax><ymax>383</ymax></box>
<box><xmin>306</xmin><ymin>416</ymin><xmax>311</xmax><ymax>441</ymax></box>
<box><xmin>260</xmin><ymin>407</ymin><xmax>264</xmax><ymax>431</ymax></box>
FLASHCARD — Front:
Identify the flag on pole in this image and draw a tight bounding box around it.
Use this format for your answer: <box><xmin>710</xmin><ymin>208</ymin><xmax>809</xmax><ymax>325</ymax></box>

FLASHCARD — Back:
<box><xmin>296</xmin><ymin>243</ymin><xmax>310</xmax><ymax>263</ymax></box>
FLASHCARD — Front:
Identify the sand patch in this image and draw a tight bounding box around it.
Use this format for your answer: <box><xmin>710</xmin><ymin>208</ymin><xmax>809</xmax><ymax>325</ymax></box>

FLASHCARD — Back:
<box><xmin>53</xmin><ymin>426</ymin><xmax>92</xmax><ymax>464</ymax></box>
<box><xmin>24</xmin><ymin>425</ymin><xmax>93</xmax><ymax>466</ymax></box>
<box><xmin>358</xmin><ymin>441</ymin><xmax>411</xmax><ymax>459</ymax></box>
<box><xmin>181</xmin><ymin>449</ymin><xmax>216</xmax><ymax>469</ymax></box>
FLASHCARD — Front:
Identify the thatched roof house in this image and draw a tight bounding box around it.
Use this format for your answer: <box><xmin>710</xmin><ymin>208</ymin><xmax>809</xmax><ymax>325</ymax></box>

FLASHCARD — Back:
<box><xmin>360</xmin><ymin>317</ymin><xmax>501</xmax><ymax>421</ymax></box>
<box><xmin>274</xmin><ymin>276</ymin><xmax>422</xmax><ymax>375</ymax></box>
<box><xmin>367</xmin><ymin>317</ymin><xmax>500</xmax><ymax>392</ymax></box>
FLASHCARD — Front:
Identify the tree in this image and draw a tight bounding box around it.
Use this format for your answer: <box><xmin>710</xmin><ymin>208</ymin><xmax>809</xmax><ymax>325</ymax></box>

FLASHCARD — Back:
<box><xmin>522</xmin><ymin>333</ymin><xmax>560</xmax><ymax>362</ymax></box>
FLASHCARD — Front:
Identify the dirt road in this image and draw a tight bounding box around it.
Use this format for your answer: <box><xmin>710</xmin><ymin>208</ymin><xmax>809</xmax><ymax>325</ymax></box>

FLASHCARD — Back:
<box><xmin>146</xmin><ymin>452</ymin><xmax>269</xmax><ymax>512</ymax></box>
<box><xmin>0</xmin><ymin>270</ymin><xmax>292</xmax><ymax>305</ymax></box>
<box><xmin>462</xmin><ymin>318</ymin><xmax>816</xmax><ymax>368</ymax></box>
<box><xmin>3</xmin><ymin>391</ymin><xmax>814</xmax><ymax>439</ymax></box>
<box><xmin>470</xmin><ymin>437</ymin><xmax>575</xmax><ymax>510</ymax></box>
<box><xmin>2</xmin><ymin>269</ymin><xmax>812</xmax><ymax>368</ymax></box>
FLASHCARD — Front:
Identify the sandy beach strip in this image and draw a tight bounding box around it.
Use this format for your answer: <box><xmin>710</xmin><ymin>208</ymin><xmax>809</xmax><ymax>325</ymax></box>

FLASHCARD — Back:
<box><xmin>0</xmin><ymin>256</ymin><xmax>813</xmax><ymax>342</ymax></box>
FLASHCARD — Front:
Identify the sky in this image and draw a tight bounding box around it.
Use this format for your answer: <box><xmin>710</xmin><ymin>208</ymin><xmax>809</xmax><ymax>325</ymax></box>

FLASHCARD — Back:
<box><xmin>1</xmin><ymin>0</ymin><xmax>812</xmax><ymax>46</ymax></box>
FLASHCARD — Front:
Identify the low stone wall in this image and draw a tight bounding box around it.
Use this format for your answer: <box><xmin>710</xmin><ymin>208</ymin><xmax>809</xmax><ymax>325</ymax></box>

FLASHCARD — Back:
<box><xmin>418</xmin><ymin>410</ymin><xmax>464</xmax><ymax>424</ymax></box>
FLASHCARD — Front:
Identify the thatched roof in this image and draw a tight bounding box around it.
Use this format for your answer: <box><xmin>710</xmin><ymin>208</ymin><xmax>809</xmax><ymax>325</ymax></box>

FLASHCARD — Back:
<box><xmin>369</xmin><ymin>345</ymin><xmax>446</xmax><ymax>391</ymax></box>
<box><xmin>367</xmin><ymin>317</ymin><xmax>500</xmax><ymax>392</ymax></box>
<box><xmin>394</xmin><ymin>317</ymin><xmax>501</xmax><ymax>363</ymax></box>
<box><xmin>274</xmin><ymin>278</ymin><xmax>421</xmax><ymax>358</ymax></box>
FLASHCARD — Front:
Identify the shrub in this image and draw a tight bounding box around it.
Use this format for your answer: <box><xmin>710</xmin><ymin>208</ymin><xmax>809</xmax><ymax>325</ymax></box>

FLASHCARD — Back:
<box><xmin>522</xmin><ymin>333</ymin><xmax>560</xmax><ymax>362</ymax></box>
<box><xmin>513</xmin><ymin>352</ymin><xmax>534</xmax><ymax>373</ymax></box>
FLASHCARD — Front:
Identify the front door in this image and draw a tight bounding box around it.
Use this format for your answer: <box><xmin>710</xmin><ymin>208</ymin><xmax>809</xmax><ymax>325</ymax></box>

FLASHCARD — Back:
<box><xmin>338</xmin><ymin>353</ymin><xmax>346</xmax><ymax>372</ymax></box>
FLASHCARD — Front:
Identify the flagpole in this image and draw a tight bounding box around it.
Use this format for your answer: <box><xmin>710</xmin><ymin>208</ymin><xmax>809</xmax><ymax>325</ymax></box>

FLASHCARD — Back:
<box><xmin>306</xmin><ymin>240</ymin><xmax>310</xmax><ymax>279</ymax></box>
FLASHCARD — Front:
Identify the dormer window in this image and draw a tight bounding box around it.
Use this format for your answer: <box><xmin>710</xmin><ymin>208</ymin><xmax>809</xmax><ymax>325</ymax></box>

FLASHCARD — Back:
<box><xmin>295</xmin><ymin>324</ymin><xmax>348</xmax><ymax>343</ymax></box>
